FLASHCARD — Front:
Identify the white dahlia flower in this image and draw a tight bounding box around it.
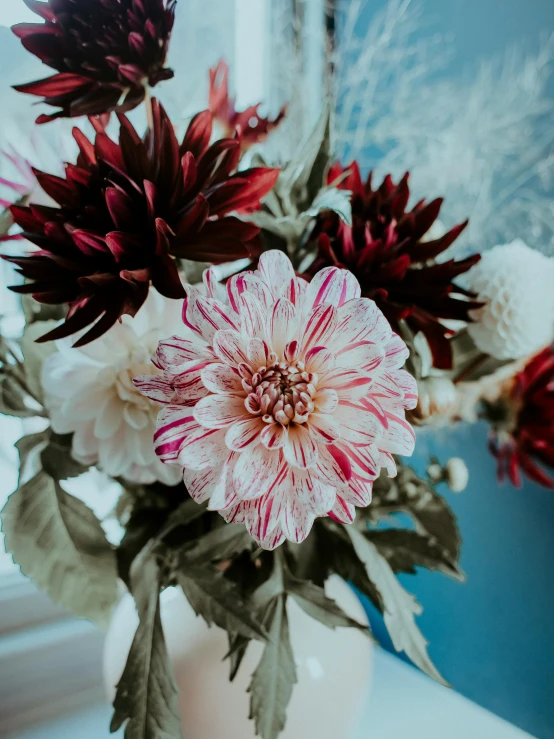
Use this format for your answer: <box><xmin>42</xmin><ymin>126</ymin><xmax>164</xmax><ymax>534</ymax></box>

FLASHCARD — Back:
<box><xmin>41</xmin><ymin>293</ymin><xmax>183</xmax><ymax>486</ymax></box>
<box><xmin>465</xmin><ymin>239</ymin><xmax>554</xmax><ymax>360</ymax></box>
<box><xmin>135</xmin><ymin>251</ymin><xmax>418</xmax><ymax>549</ymax></box>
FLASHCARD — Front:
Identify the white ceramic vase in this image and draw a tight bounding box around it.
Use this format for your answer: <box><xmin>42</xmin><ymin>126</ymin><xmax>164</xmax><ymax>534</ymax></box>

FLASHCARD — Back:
<box><xmin>104</xmin><ymin>576</ymin><xmax>373</xmax><ymax>739</ymax></box>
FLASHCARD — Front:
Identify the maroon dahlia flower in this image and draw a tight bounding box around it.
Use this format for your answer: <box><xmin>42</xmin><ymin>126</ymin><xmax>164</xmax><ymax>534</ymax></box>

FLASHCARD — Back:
<box><xmin>4</xmin><ymin>101</ymin><xmax>279</xmax><ymax>346</ymax></box>
<box><xmin>307</xmin><ymin>162</ymin><xmax>481</xmax><ymax>369</ymax></box>
<box><xmin>209</xmin><ymin>60</ymin><xmax>286</xmax><ymax>150</ymax></box>
<box><xmin>489</xmin><ymin>347</ymin><xmax>554</xmax><ymax>489</ymax></box>
<box><xmin>12</xmin><ymin>0</ymin><xmax>176</xmax><ymax>123</ymax></box>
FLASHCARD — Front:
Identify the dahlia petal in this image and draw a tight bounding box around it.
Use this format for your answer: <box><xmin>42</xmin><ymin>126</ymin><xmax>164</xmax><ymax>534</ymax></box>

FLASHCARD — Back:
<box><xmin>293</xmin><ymin>469</ymin><xmax>336</xmax><ymax>516</ymax></box>
<box><xmin>269</xmin><ymin>298</ymin><xmax>298</xmax><ymax>356</ymax></box>
<box><xmin>246</xmin><ymin>478</ymin><xmax>288</xmax><ymax>542</ymax></box>
<box><xmin>258</xmin><ymin>250</ymin><xmax>296</xmax><ymax>297</ymax></box>
<box><xmin>306</xmin><ymin>266</ymin><xmax>361</xmax><ymax>309</ymax></box>
<box><xmin>380</xmin><ymin>412</ymin><xmax>417</xmax><ymax>456</ymax></box>
<box><xmin>380</xmin><ymin>452</ymin><xmax>397</xmax><ymax>477</ymax></box>
<box><xmin>335</xmin><ymin>341</ymin><xmax>385</xmax><ymax>374</ymax></box>
<box><xmin>318</xmin><ymin>367</ymin><xmax>373</xmax><ymax>400</ymax></box>
<box><xmin>239</xmin><ymin>292</ymin><xmax>265</xmax><ymax>338</ymax></box>
<box><xmin>282</xmin><ymin>497</ymin><xmax>315</xmax><ymax>544</ymax></box>
<box><xmin>183</xmin><ymin>467</ymin><xmax>219</xmax><ymax>504</ymax></box>
<box><xmin>153</xmin><ymin>336</ymin><xmax>213</xmax><ymax>370</ymax></box>
<box><xmin>314</xmin><ymin>388</ymin><xmax>339</xmax><ymax>413</ymax></box>
<box><xmin>283</xmin><ymin>424</ymin><xmax>318</xmax><ymax>469</ymax></box>
<box><xmin>388</xmin><ymin>368</ymin><xmax>419</xmax><ymax>410</ymax></box>
<box><xmin>194</xmin><ymin>393</ymin><xmax>247</xmax><ymax>428</ymax></box>
<box><xmin>247</xmin><ymin>338</ymin><xmax>271</xmax><ymax>367</ymax></box>
<box><xmin>342</xmin><ymin>478</ymin><xmax>373</xmax><ymax>507</ymax></box>
<box><xmin>227</xmin><ymin>273</ymin><xmax>273</xmax><ymax>314</ymax></box>
<box><xmin>178</xmin><ymin>427</ymin><xmax>227</xmax><ymax>470</ymax></box>
<box><xmin>133</xmin><ymin>374</ymin><xmax>173</xmax><ymax>404</ymax></box>
<box><xmin>302</xmin><ymin>304</ymin><xmax>337</xmax><ymax>352</ymax></box>
<box><xmin>171</xmin><ymin>360</ymin><xmax>211</xmax><ymax>406</ymax></box>
<box><xmin>201</xmin><ymin>363</ymin><xmax>243</xmax><ymax>394</ymax></box>
<box><xmin>338</xmin><ymin>442</ymin><xmax>379</xmax><ymax>482</ymax></box>
<box><xmin>383</xmin><ymin>332</ymin><xmax>410</xmax><ymax>369</ymax></box>
<box><xmin>207</xmin><ymin>454</ymin><xmax>239</xmax><ymax>510</ymax></box>
<box><xmin>304</xmin><ymin>346</ymin><xmax>336</xmax><ymax>374</ymax></box>
<box><xmin>154</xmin><ymin>408</ymin><xmax>200</xmax><ymax>462</ymax></box>
<box><xmin>308</xmin><ymin>413</ymin><xmax>341</xmax><ymax>444</ymax></box>
<box><xmin>232</xmin><ymin>445</ymin><xmax>282</xmax><ymax>500</ymax></box>
<box><xmin>335</xmin><ymin>400</ymin><xmax>385</xmax><ymax>444</ymax></box>
<box><xmin>328</xmin><ymin>496</ymin><xmax>356</xmax><ymax>524</ymax></box>
<box><xmin>283</xmin><ymin>277</ymin><xmax>308</xmax><ymax>311</ymax></box>
<box><xmin>186</xmin><ymin>296</ymin><xmax>238</xmax><ymax>341</ymax></box>
<box><xmin>260</xmin><ymin>422</ymin><xmax>288</xmax><ymax>450</ymax></box>
<box><xmin>314</xmin><ymin>444</ymin><xmax>352</xmax><ymax>485</ymax></box>
<box><xmin>328</xmin><ymin>299</ymin><xmax>392</xmax><ymax>350</ymax></box>
<box><xmin>213</xmin><ymin>329</ymin><xmax>250</xmax><ymax>366</ymax></box>
<box><xmin>225</xmin><ymin>417</ymin><xmax>264</xmax><ymax>451</ymax></box>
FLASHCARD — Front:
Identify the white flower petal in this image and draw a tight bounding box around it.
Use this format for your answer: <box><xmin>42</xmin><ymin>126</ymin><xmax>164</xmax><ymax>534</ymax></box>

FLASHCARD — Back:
<box><xmin>239</xmin><ymin>292</ymin><xmax>266</xmax><ymax>338</ymax></box>
<box><xmin>194</xmin><ymin>394</ymin><xmax>247</xmax><ymax>428</ymax></box>
<box><xmin>225</xmin><ymin>417</ymin><xmax>264</xmax><ymax>451</ymax></box>
<box><xmin>185</xmin><ymin>296</ymin><xmax>238</xmax><ymax>341</ymax></box>
<box><xmin>232</xmin><ymin>446</ymin><xmax>282</xmax><ymax>500</ymax></box>
<box><xmin>269</xmin><ymin>298</ymin><xmax>298</xmax><ymax>356</ymax></box>
<box><xmin>258</xmin><ymin>250</ymin><xmax>296</xmax><ymax>297</ymax></box>
<box><xmin>201</xmin><ymin>363</ymin><xmax>243</xmax><ymax>394</ymax></box>
<box><xmin>301</xmin><ymin>304</ymin><xmax>337</xmax><ymax>352</ymax></box>
<box><xmin>307</xmin><ymin>413</ymin><xmax>341</xmax><ymax>444</ymax></box>
<box><xmin>306</xmin><ymin>266</ymin><xmax>361</xmax><ymax>309</ymax></box>
<box><xmin>283</xmin><ymin>424</ymin><xmax>318</xmax><ymax>468</ymax></box>
<box><xmin>260</xmin><ymin>422</ymin><xmax>288</xmax><ymax>450</ymax></box>
<box><xmin>212</xmin><ymin>330</ymin><xmax>250</xmax><ymax>366</ymax></box>
<box><xmin>178</xmin><ymin>427</ymin><xmax>228</xmax><ymax>470</ymax></box>
<box><xmin>313</xmin><ymin>388</ymin><xmax>339</xmax><ymax>413</ymax></box>
<box><xmin>304</xmin><ymin>346</ymin><xmax>336</xmax><ymax>374</ymax></box>
<box><xmin>379</xmin><ymin>412</ymin><xmax>417</xmax><ymax>456</ymax></box>
<box><xmin>327</xmin><ymin>298</ymin><xmax>392</xmax><ymax>350</ymax></box>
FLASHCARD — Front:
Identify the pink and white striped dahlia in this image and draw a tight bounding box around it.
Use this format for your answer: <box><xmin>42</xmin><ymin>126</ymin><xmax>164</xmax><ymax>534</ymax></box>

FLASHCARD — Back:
<box><xmin>134</xmin><ymin>251</ymin><xmax>417</xmax><ymax>549</ymax></box>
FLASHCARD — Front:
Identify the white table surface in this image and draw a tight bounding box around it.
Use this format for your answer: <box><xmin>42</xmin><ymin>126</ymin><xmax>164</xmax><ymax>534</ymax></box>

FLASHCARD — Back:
<box><xmin>7</xmin><ymin>648</ymin><xmax>535</xmax><ymax>739</ymax></box>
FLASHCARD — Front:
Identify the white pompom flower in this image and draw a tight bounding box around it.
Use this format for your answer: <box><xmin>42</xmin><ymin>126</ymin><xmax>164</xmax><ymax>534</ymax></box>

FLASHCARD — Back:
<box><xmin>465</xmin><ymin>239</ymin><xmax>554</xmax><ymax>360</ymax></box>
<box><xmin>41</xmin><ymin>293</ymin><xmax>183</xmax><ymax>486</ymax></box>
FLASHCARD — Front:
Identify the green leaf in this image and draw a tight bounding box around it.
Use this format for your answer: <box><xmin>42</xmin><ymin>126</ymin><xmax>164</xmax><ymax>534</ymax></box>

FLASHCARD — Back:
<box><xmin>346</xmin><ymin>526</ymin><xmax>448</xmax><ymax>686</ymax></box>
<box><xmin>176</xmin><ymin>565</ymin><xmax>267</xmax><ymax>641</ymax></box>
<box><xmin>1</xmin><ymin>471</ymin><xmax>118</xmax><ymax>627</ymax></box>
<box><xmin>40</xmin><ymin>432</ymin><xmax>90</xmax><ymax>481</ymax></box>
<box><xmin>372</xmin><ymin>467</ymin><xmax>461</xmax><ymax>563</ymax></box>
<box><xmin>111</xmin><ymin>556</ymin><xmax>183</xmax><ymax>739</ymax></box>
<box><xmin>305</xmin><ymin>186</ymin><xmax>352</xmax><ymax>226</ymax></box>
<box><xmin>285</xmin><ymin>573</ymin><xmax>369</xmax><ymax>633</ymax></box>
<box><xmin>15</xmin><ymin>430</ymin><xmax>49</xmax><ymax>485</ymax></box>
<box><xmin>248</xmin><ymin>593</ymin><xmax>297</xmax><ymax>739</ymax></box>
<box><xmin>368</xmin><ymin>529</ymin><xmax>463</xmax><ymax>580</ymax></box>
<box><xmin>288</xmin><ymin>105</ymin><xmax>332</xmax><ymax>207</ymax></box>
<box><xmin>226</xmin><ymin>632</ymin><xmax>251</xmax><ymax>681</ymax></box>
<box><xmin>20</xmin><ymin>321</ymin><xmax>58</xmax><ymax>402</ymax></box>
<box><xmin>181</xmin><ymin>523</ymin><xmax>253</xmax><ymax>564</ymax></box>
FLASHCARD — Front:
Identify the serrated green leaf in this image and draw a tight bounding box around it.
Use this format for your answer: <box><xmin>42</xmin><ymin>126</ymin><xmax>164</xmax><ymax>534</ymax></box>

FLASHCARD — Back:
<box><xmin>285</xmin><ymin>573</ymin><xmax>369</xmax><ymax>633</ymax></box>
<box><xmin>248</xmin><ymin>594</ymin><xmax>297</xmax><ymax>739</ymax></box>
<box><xmin>111</xmin><ymin>556</ymin><xmax>182</xmax><ymax>739</ymax></box>
<box><xmin>372</xmin><ymin>467</ymin><xmax>461</xmax><ymax>563</ymax></box>
<box><xmin>368</xmin><ymin>529</ymin><xmax>463</xmax><ymax>580</ymax></box>
<box><xmin>226</xmin><ymin>632</ymin><xmax>251</xmax><ymax>681</ymax></box>
<box><xmin>20</xmin><ymin>321</ymin><xmax>58</xmax><ymax>402</ymax></box>
<box><xmin>305</xmin><ymin>187</ymin><xmax>352</xmax><ymax>225</ymax></box>
<box><xmin>1</xmin><ymin>471</ymin><xmax>118</xmax><ymax>627</ymax></box>
<box><xmin>176</xmin><ymin>565</ymin><xmax>267</xmax><ymax>641</ymax></box>
<box><xmin>40</xmin><ymin>432</ymin><xmax>89</xmax><ymax>481</ymax></box>
<box><xmin>15</xmin><ymin>430</ymin><xmax>49</xmax><ymax>485</ymax></box>
<box><xmin>182</xmin><ymin>523</ymin><xmax>253</xmax><ymax>565</ymax></box>
<box><xmin>346</xmin><ymin>526</ymin><xmax>448</xmax><ymax>686</ymax></box>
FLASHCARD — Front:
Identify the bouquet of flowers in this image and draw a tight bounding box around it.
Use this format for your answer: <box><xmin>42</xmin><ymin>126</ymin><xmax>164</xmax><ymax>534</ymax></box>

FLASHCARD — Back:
<box><xmin>1</xmin><ymin>2</ymin><xmax>553</xmax><ymax>738</ymax></box>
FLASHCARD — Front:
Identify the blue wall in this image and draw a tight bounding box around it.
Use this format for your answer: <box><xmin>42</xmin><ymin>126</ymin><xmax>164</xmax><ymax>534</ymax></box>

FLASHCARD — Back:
<box><xmin>341</xmin><ymin>2</ymin><xmax>554</xmax><ymax>736</ymax></box>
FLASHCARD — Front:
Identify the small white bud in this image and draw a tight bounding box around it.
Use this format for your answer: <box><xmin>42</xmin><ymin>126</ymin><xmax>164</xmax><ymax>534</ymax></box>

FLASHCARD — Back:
<box><xmin>445</xmin><ymin>457</ymin><xmax>469</xmax><ymax>493</ymax></box>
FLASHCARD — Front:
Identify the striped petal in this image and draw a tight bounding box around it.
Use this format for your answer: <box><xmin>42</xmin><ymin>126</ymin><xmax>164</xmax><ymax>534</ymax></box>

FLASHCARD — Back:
<box><xmin>212</xmin><ymin>330</ymin><xmax>249</xmax><ymax>366</ymax></box>
<box><xmin>194</xmin><ymin>393</ymin><xmax>247</xmax><ymax>428</ymax></box>
<box><xmin>284</xmin><ymin>424</ymin><xmax>318</xmax><ymax>468</ymax></box>
<box><xmin>233</xmin><ymin>445</ymin><xmax>282</xmax><ymax>500</ymax></box>
<box><xmin>306</xmin><ymin>266</ymin><xmax>361</xmax><ymax>309</ymax></box>
<box><xmin>201</xmin><ymin>363</ymin><xmax>243</xmax><ymax>394</ymax></box>
<box><xmin>225</xmin><ymin>417</ymin><xmax>264</xmax><ymax>451</ymax></box>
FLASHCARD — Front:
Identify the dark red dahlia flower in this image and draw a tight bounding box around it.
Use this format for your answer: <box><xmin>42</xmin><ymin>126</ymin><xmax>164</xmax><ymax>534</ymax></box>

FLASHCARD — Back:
<box><xmin>488</xmin><ymin>346</ymin><xmax>554</xmax><ymax>489</ymax></box>
<box><xmin>4</xmin><ymin>101</ymin><xmax>279</xmax><ymax>346</ymax></box>
<box><xmin>12</xmin><ymin>0</ymin><xmax>176</xmax><ymax>123</ymax></box>
<box><xmin>209</xmin><ymin>60</ymin><xmax>286</xmax><ymax>149</ymax></box>
<box><xmin>307</xmin><ymin>162</ymin><xmax>481</xmax><ymax>369</ymax></box>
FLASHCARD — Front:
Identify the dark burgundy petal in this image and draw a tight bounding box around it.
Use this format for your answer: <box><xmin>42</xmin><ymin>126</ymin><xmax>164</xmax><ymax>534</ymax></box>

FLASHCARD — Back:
<box><xmin>181</xmin><ymin>110</ymin><xmax>213</xmax><ymax>160</ymax></box>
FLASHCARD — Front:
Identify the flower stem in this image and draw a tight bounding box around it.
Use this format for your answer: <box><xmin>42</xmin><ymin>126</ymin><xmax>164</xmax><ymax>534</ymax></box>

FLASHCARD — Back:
<box><xmin>144</xmin><ymin>86</ymin><xmax>154</xmax><ymax>132</ymax></box>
